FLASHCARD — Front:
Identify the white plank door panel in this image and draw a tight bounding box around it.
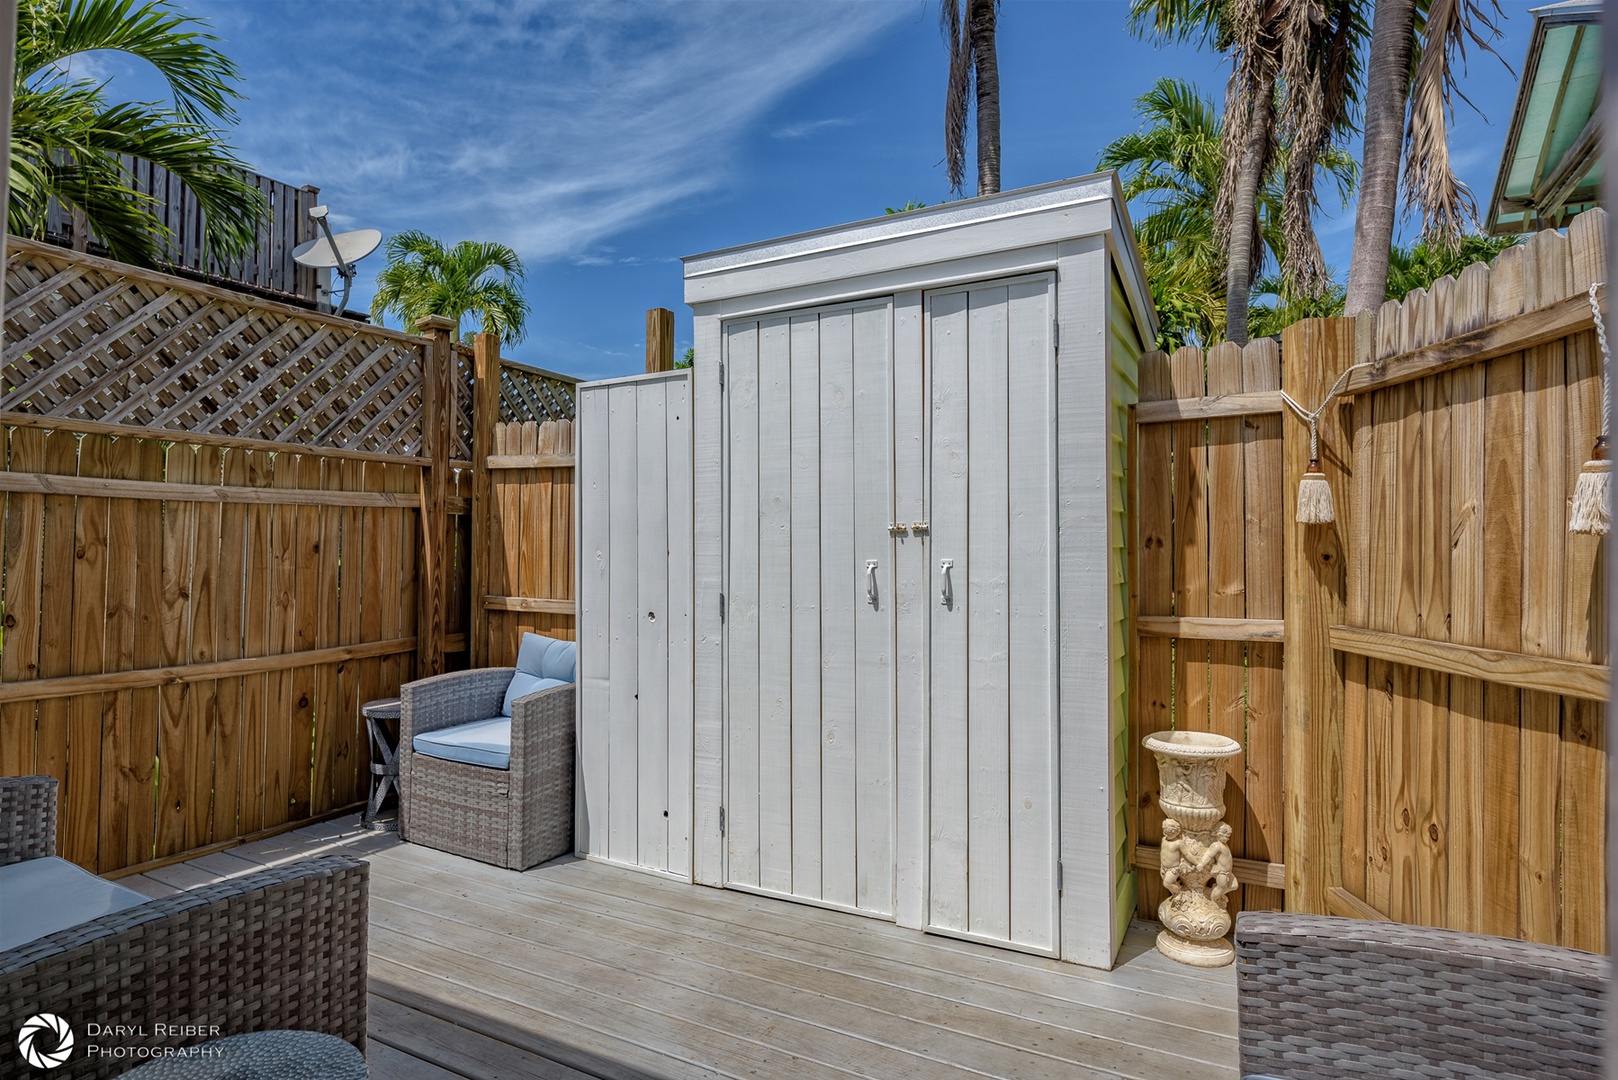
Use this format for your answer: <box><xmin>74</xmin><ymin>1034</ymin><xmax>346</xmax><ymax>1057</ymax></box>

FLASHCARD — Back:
<box><xmin>852</xmin><ymin>301</ymin><xmax>895</xmax><ymax>917</ymax></box>
<box><xmin>755</xmin><ymin>317</ymin><xmax>795</xmax><ymax>895</ymax></box>
<box><xmin>724</xmin><ymin>323</ymin><xmax>762</xmax><ymax>889</ymax></box>
<box><xmin>926</xmin><ymin>274</ymin><xmax>1059</xmax><ymax>956</ymax></box>
<box><xmin>665</xmin><ymin>376</ymin><xmax>695</xmax><ymax>878</ymax></box>
<box><xmin>926</xmin><ymin>288</ymin><xmax>971</xmax><ymax>934</ymax></box>
<box><xmin>816</xmin><ymin>309</ymin><xmax>859</xmax><ymax>910</ymax></box>
<box><xmin>789</xmin><ymin>314</ymin><xmax>823</xmax><ymax>900</ymax></box>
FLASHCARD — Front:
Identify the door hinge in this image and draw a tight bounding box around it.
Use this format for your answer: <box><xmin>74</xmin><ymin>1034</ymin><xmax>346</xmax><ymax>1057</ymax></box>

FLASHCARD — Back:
<box><xmin>1053</xmin><ymin>319</ymin><xmax>1060</xmax><ymax>353</ymax></box>
<box><xmin>718</xmin><ymin>362</ymin><xmax>726</xmax><ymax>391</ymax></box>
<box><xmin>1057</xmin><ymin>861</ymin><xmax>1064</xmax><ymax>895</ymax></box>
<box><xmin>719</xmin><ymin>806</ymin><xmax>726</xmax><ymax>835</ymax></box>
<box><xmin>719</xmin><ymin>593</ymin><xmax>726</xmax><ymax>622</ymax></box>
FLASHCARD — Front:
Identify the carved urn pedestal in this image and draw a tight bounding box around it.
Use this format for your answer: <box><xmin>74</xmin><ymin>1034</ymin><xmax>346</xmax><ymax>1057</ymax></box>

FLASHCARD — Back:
<box><xmin>1143</xmin><ymin>730</ymin><xmax>1243</xmax><ymax>968</ymax></box>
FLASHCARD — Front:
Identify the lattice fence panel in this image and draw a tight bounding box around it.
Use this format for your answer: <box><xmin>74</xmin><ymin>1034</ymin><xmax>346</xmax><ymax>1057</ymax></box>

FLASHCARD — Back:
<box><xmin>3</xmin><ymin>239</ymin><xmax>428</xmax><ymax>456</ymax></box>
<box><xmin>500</xmin><ymin>362</ymin><xmax>576</xmax><ymax>422</ymax></box>
<box><xmin>452</xmin><ymin>342</ymin><xmax>475</xmax><ymax>460</ymax></box>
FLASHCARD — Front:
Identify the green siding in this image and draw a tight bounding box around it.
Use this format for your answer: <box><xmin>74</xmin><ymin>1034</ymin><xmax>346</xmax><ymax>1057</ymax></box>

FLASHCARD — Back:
<box><xmin>1107</xmin><ymin>260</ymin><xmax>1143</xmax><ymax>952</ymax></box>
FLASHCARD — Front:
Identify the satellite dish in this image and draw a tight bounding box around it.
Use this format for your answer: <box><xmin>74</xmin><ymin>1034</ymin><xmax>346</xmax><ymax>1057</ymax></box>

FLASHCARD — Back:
<box><xmin>293</xmin><ymin>206</ymin><xmax>382</xmax><ymax>315</ymax></box>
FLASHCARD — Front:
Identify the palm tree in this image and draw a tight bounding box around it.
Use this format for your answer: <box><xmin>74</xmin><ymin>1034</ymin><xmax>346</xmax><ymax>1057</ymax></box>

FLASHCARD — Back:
<box><xmin>941</xmin><ymin>0</ymin><xmax>1000</xmax><ymax>197</ymax></box>
<box><xmin>1344</xmin><ymin>0</ymin><xmax>1506</xmax><ymax>315</ymax></box>
<box><xmin>370</xmin><ymin>231</ymin><xmax>531</xmax><ymax>345</ymax></box>
<box><xmin>12</xmin><ymin>0</ymin><xmax>267</xmax><ymax>266</ymax></box>
<box><xmin>1101</xmin><ymin>77</ymin><xmax>1355</xmax><ymax>349</ymax></box>
<box><xmin>1129</xmin><ymin>0</ymin><xmax>1363</xmax><ymax>343</ymax></box>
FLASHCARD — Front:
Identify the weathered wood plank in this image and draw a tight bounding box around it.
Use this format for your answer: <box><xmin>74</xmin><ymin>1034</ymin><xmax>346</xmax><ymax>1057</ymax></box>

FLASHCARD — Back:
<box><xmin>1133</xmin><ymin>390</ymin><xmax>1285</xmax><ymax>424</ymax></box>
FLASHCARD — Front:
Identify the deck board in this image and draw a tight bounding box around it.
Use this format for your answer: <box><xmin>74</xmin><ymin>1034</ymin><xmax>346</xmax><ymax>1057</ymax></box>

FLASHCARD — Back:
<box><xmin>210</xmin><ymin>816</ymin><xmax>1238</xmax><ymax>1079</ymax></box>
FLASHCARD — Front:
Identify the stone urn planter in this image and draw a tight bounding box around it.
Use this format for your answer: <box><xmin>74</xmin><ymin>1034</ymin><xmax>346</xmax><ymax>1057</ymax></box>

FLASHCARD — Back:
<box><xmin>1142</xmin><ymin>729</ymin><xmax>1243</xmax><ymax>967</ymax></box>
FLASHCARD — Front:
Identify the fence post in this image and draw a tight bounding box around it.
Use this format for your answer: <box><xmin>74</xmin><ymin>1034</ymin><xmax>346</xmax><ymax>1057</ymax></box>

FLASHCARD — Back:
<box><xmin>1280</xmin><ymin>316</ymin><xmax>1355</xmax><ymax>914</ymax></box>
<box><xmin>415</xmin><ymin>315</ymin><xmax>456</xmax><ymax>678</ymax></box>
<box><xmin>646</xmin><ymin>308</ymin><xmax>675</xmax><ymax>372</ymax></box>
<box><xmin>470</xmin><ymin>332</ymin><xmax>501</xmax><ymax>667</ymax></box>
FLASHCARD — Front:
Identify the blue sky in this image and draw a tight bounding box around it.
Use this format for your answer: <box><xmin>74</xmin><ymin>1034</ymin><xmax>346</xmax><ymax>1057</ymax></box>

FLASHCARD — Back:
<box><xmin>94</xmin><ymin>1</ymin><xmax>1536</xmax><ymax>380</ymax></box>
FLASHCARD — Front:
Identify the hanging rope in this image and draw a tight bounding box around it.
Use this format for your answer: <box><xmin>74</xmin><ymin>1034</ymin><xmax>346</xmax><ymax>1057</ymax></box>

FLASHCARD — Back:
<box><xmin>1281</xmin><ymin>360</ymin><xmax>1374</xmax><ymax>523</ymax></box>
<box><xmin>1569</xmin><ymin>280</ymin><xmax>1610</xmax><ymax>535</ymax></box>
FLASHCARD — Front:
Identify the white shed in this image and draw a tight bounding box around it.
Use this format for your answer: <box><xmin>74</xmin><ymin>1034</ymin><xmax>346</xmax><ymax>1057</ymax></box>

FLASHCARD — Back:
<box><xmin>576</xmin><ymin>173</ymin><xmax>1155</xmax><ymax>969</ymax></box>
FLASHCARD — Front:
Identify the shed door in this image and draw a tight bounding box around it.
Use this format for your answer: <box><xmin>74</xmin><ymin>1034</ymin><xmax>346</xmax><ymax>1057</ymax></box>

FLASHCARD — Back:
<box><xmin>722</xmin><ymin>300</ymin><xmax>895</xmax><ymax>917</ymax></box>
<box><xmin>926</xmin><ymin>275</ymin><xmax>1060</xmax><ymax>955</ymax></box>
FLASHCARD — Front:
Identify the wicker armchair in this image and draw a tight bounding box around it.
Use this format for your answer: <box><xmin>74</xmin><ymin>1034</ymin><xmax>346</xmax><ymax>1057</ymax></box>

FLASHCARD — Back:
<box><xmin>399</xmin><ymin>668</ymin><xmax>575</xmax><ymax>871</ymax></box>
<box><xmin>0</xmin><ymin>776</ymin><xmax>368</xmax><ymax>1080</ymax></box>
<box><xmin>1235</xmin><ymin>911</ymin><xmax>1605</xmax><ymax>1080</ymax></box>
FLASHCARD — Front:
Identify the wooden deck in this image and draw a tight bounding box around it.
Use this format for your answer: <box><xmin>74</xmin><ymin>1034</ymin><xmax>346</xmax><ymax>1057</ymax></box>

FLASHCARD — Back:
<box><xmin>123</xmin><ymin>815</ymin><xmax>1237</xmax><ymax>1079</ymax></box>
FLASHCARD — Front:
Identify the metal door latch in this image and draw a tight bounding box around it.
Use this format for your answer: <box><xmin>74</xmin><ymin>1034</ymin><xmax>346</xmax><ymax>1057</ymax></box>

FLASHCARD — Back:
<box><xmin>911</xmin><ymin>521</ymin><xmax>930</xmax><ymax>534</ymax></box>
<box><xmin>888</xmin><ymin>523</ymin><xmax>909</xmax><ymax>536</ymax></box>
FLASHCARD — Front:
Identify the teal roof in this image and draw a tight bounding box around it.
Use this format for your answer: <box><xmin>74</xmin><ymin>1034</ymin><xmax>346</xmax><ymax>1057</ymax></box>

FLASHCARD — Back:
<box><xmin>1486</xmin><ymin>0</ymin><xmax>1603</xmax><ymax>235</ymax></box>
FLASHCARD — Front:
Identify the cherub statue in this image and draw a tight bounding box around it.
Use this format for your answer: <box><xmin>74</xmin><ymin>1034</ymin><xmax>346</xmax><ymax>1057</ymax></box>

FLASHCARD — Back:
<box><xmin>1198</xmin><ymin>823</ymin><xmax>1238</xmax><ymax>904</ymax></box>
<box><xmin>1159</xmin><ymin>818</ymin><xmax>1189</xmax><ymax>895</ymax></box>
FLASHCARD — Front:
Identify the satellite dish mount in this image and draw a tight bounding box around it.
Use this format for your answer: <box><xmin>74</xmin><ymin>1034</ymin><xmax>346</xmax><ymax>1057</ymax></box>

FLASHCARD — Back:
<box><xmin>292</xmin><ymin>208</ymin><xmax>382</xmax><ymax>315</ymax></box>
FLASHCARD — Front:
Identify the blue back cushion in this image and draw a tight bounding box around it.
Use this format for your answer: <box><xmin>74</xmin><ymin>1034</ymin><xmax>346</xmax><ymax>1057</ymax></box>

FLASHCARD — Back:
<box><xmin>501</xmin><ymin>674</ymin><xmax>569</xmax><ymax>717</ymax></box>
<box><xmin>516</xmin><ymin>632</ymin><xmax>576</xmax><ymax>683</ymax></box>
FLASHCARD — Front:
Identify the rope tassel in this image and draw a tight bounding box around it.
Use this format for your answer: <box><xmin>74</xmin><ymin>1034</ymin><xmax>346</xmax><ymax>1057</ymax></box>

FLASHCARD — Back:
<box><xmin>1570</xmin><ymin>282</ymin><xmax>1610</xmax><ymax>536</ymax></box>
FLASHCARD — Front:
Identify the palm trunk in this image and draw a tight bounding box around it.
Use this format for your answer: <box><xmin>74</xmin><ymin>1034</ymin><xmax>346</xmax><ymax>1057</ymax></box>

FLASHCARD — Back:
<box><xmin>971</xmin><ymin>0</ymin><xmax>1000</xmax><ymax>196</ymax></box>
<box><xmin>1225</xmin><ymin>79</ymin><xmax>1273</xmax><ymax>346</ymax></box>
<box><xmin>1345</xmin><ymin>0</ymin><xmax>1417</xmax><ymax>317</ymax></box>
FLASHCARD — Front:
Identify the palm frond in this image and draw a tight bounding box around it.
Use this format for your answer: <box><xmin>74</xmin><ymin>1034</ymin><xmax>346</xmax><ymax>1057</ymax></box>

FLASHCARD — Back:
<box><xmin>940</xmin><ymin>0</ymin><xmax>971</xmax><ymax>197</ymax></box>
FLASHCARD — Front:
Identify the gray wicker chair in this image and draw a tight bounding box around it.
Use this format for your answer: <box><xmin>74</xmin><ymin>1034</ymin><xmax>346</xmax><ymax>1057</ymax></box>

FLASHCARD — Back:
<box><xmin>0</xmin><ymin>775</ymin><xmax>368</xmax><ymax>1080</ymax></box>
<box><xmin>398</xmin><ymin>667</ymin><xmax>575</xmax><ymax>871</ymax></box>
<box><xmin>1235</xmin><ymin>910</ymin><xmax>1606</xmax><ymax>1080</ymax></box>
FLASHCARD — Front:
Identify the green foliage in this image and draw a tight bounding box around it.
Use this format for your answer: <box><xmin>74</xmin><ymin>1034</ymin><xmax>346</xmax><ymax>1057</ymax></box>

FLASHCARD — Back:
<box><xmin>676</xmin><ymin>347</ymin><xmax>694</xmax><ymax>369</ymax></box>
<box><xmin>1247</xmin><ymin>273</ymin><xmax>1346</xmax><ymax>338</ymax></box>
<box><xmin>12</xmin><ymin>0</ymin><xmax>268</xmax><ymax>266</ymax></box>
<box><xmin>884</xmin><ymin>200</ymin><xmax>928</xmax><ymax>215</ymax></box>
<box><xmin>1384</xmin><ymin>233</ymin><xmax>1518</xmax><ymax>303</ymax></box>
<box><xmin>370</xmin><ymin>230</ymin><xmax>531</xmax><ymax>344</ymax></box>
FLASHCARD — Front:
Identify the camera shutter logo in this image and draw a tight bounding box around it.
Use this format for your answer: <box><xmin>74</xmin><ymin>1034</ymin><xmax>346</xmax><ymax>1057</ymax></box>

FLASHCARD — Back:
<box><xmin>17</xmin><ymin>1013</ymin><xmax>73</xmax><ymax>1069</ymax></box>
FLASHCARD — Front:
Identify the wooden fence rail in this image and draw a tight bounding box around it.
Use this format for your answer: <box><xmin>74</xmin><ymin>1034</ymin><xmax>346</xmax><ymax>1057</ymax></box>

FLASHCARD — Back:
<box><xmin>1128</xmin><ymin>207</ymin><xmax>1610</xmax><ymax>953</ymax></box>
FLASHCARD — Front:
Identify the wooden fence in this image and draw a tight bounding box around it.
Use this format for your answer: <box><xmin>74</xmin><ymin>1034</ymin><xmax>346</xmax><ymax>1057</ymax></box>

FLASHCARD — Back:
<box><xmin>44</xmin><ymin>160</ymin><xmax>323</xmax><ymax>305</ymax></box>
<box><xmin>1</xmin><ymin>240</ymin><xmax>578</xmax><ymax>875</ymax></box>
<box><xmin>1128</xmin><ymin>208</ymin><xmax>1610</xmax><ymax>951</ymax></box>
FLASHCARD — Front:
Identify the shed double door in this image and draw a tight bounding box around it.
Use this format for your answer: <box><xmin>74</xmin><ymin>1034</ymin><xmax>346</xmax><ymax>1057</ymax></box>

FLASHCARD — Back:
<box><xmin>722</xmin><ymin>276</ymin><xmax>1058</xmax><ymax>954</ymax></box>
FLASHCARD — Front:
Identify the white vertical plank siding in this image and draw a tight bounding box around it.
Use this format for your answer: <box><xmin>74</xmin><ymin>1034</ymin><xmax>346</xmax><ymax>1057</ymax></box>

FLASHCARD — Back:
<box><xmin>691</xmin><ymin>315</ymin><xmax>725</xmax><ymax>888</ymax></box>
<box><xmin>788</xmin><ymin>314</ymin><xmax>823</xmax><ymax>900</ymax></box>
<box><xmin>927</xmin><ymin>288</ymin><xmax>971</xmax><ymax>934</ymax></box>
<box><xmin>636</xmin><ymin>380</ymin><xmax>670</xmax><ymax>871</ymax></box>
<box><xmin>666</xmin><ymin>375</ymin><xmax>695</xmax><ymax>879</ymax></box>
<box><xmin>852</xmin><ymin>301</ymin><xmax>895</xmax><ymax>916</ymax></box>
<box><xmin>577</xmin><ymin>370</ymin><xmax>695</xmax><ymax>879</ymax></box>
<box><xmin>817</xmin><ymin>309</ymin><xmax>859</xmax><ymax>909</ymax></box>
<box><xmin>755</xmin><ymin>318</ymin><xmax>794</xmax><ymax>894</ymax></box>
<box><xmin>1006</xmin><ymin>277</ymin><xmax>1057</xmax><ymax>951</ymax></box>
<box><xmin>606</xmin><ymin>383</ymin><xmax>640</xmax><ymax>863</ymax></box>
<box><xmin>1055</xmin><ymin>235</ymin><xmax>1119</xmax><ymax>967</ymax></box>
<box><xmin>576</xmin><ymin>386</ymin><xmax>612</xmax><ymax>857</ymax></box>
<box><xmin>966</xmin><ymin>285</ymin><xmax>1012</xmax><ymax>942</ymax></box>
<box><xmin>890</xmin><ymin>290</ymin><xmax>927</xmax><ymax>931</ymax></box>
<box><xmin>725</xmin><ymin>322</ymin><xmax>762</xmax><ymax>888</ymax></box>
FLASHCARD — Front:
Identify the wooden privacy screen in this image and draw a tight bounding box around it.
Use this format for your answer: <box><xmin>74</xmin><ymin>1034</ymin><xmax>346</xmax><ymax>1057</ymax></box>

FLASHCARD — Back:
<box><xmin>1338</xmin><ymin>214</ymin><xmax>1607</xmax><ymax>949</ymax></box>
<box><xmin>480</xmin><ymin>419</ymin><xmax>577</xmax><ymax>665</ymax></box>
<box><xmin>1132</xmin><ymin>339</ymin><xmax>1287</xmax><ymax>921</ymax></box>
<box><xmin>44</xmin><ymin>160</ymin><xmax>322</xmax><ymax>304</ymax></box>
<box><xmin>1128</xmin><ymin>208</ymin><xmax>1610</xmax><ymax>950</ymax></box>
<box><xmin>0</xmin><ymin>429</ymin><xmax>423</xmax><ymax>875</ymax></box>
<box><xmin>4</xmin><ymin>238</ymin><xmax>472</xmax><ymax>460</ymax></box>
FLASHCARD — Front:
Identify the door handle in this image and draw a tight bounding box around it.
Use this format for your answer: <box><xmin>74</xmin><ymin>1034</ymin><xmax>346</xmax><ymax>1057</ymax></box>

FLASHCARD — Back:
<box><xmin>865</xmin><ymin>560</ymin><xmax>879</xmax><ymax>605</ymax></box>
<box><xmin>939</xmin><ymin>559</ymin><xmax>954</xmax><ymax>605</ymax></box>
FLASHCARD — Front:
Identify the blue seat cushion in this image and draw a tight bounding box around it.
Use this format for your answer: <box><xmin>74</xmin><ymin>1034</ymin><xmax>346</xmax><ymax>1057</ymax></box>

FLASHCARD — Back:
<box><xmin>413</xmin><ymin>716</ymin><xmax>514</xmax><ymax>770</ymax></box>
<box><xmin>502</xmin><ymin>674</ymin><xmax>569</xmax><ymax>717</ymax></box>
<box><xmin>516</xmin><ymin>632</ymin><xmax>576</xmax><ymax>683</ymax></box>
<box><xmin>0</xmin><ymin>855</ymin><xmax>149</xmax><ymax>951</ymax></box>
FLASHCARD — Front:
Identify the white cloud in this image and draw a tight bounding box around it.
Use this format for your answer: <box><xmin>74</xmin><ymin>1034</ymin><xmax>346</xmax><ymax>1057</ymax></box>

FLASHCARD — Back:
<box><xmin>773</xmin><ymin>116</ymin><xmax>859</xmax><ymax>139</ymax></box>
<box><xmin>202</xmin><ymin>1</ymin><xmax>907</xmax><ymax>266</ymax></box>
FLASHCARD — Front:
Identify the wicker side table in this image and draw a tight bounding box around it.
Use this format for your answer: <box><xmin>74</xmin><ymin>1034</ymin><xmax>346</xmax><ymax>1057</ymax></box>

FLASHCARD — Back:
<box><xmin>362</xmin><ymin>697</ymin><xmax>403</xmax><ymax>830</ymax></box>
